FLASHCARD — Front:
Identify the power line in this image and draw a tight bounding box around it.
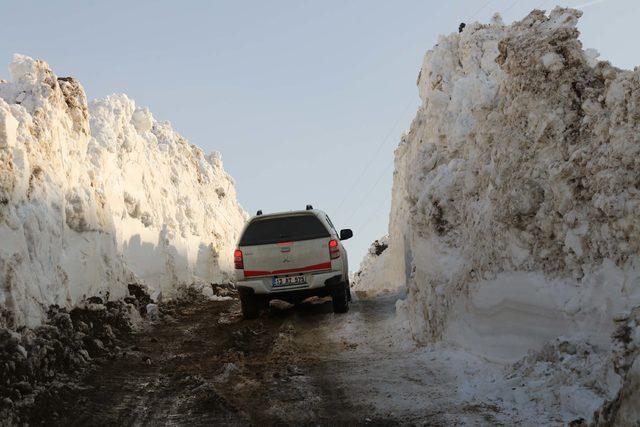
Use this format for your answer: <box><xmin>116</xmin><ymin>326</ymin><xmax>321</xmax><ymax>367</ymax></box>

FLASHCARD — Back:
<box><xmin>470</xmin><ymin>0</ymin><xmax>496</xmax><ymax>20</ymax></box>
<box><xmin>335</xmin><ymin>97</ymin><xmax>415</xmax><ymax>212</ymax></box>
<box><xmin>535</xmin><ymin>0</ymin><xmax>550</xmax><ymax>9</ymax></box>
<box><xmin>357</xmin><ymin>166</ymin><xmax>396</xmax><ymax>233</ymax></box>
<box><xmin>573</xmin><ymin>0</ymin><xmax>610</xmax><ymax>9</ymax></box>
<box><xmin>344</xmin><ymin>158</ymin><xmax>394</xmax><ymax>225</ymax></box>
<box><xmin>503</xmin><ymin>0</ymin><xmax>526</xmax><ymax>15</ymax></box>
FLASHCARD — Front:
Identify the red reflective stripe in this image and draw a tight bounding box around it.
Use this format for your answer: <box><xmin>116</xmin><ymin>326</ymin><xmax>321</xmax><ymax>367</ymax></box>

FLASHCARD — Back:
<box><xmin>276</xmin><ymin>242</ymin><xmax>293</xmax><ymax>246</ymax></box>
<box><xmin>244</xmin><ymin>262</ymin><xmax>332</xmax><ymax>278</ymax></box>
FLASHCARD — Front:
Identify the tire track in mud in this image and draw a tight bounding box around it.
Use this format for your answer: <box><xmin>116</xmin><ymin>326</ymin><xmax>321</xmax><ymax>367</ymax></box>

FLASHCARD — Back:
<box><xmin>54</xmin><ymin>300</ymin><xmax>246</xmax><ymax>426</ymax></box>
<box><xmin>45</xmin><ymin>297</ymin><xmax>366</xmax><ymax>426</ymax></box>
<box><xmin>37</xmin><ymin>294</ymin><xmax>505</xmax><ymax>426</ymax></box>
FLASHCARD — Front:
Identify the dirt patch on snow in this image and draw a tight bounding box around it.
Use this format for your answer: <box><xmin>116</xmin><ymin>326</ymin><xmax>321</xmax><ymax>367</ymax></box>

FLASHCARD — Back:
<box><xmin>0</xmin><ymin>287</ymin><xmax>149</xmax><ymax>425</ymax></box>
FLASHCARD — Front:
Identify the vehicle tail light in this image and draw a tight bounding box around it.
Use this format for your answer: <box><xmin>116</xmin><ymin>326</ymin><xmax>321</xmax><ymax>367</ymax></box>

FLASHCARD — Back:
<box><xmin>234</xmin><ymin>249</ymin><xmax>244</xmax><ymax>269</ymax></box>
<box><xmin>329</xmin><ymin>239</ymin><xmax>340</xmax><ymax>260</ymax></box>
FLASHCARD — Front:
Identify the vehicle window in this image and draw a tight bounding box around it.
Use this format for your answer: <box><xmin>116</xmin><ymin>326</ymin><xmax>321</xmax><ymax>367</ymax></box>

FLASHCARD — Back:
<box><xmin>325</xmin><ymin>215</ymin><xmax>337</xmax><ymax>233</ymax></box>
<box><xmin>240</xmin><ymin>215</ymin><xmax>330</xmax><ymax>246</ymax></box>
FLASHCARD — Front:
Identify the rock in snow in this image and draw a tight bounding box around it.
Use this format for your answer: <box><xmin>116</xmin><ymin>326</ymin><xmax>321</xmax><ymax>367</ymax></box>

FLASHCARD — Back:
<box><xmin>358</xmin><ymin>7</ymin><xmax>640</xmax><ymax>424</ymax></box>
<box><xmin>0</xmin><ymin>54</ymin><xmax>246</xmax><ymax>328</ymax></box>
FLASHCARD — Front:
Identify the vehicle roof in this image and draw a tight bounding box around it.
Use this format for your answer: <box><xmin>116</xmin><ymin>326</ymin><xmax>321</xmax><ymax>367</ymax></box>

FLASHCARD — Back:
<box><xmin>249</xmin><ymin>209</ymin><xmax>327</xmax><ymax>221</ymax></box>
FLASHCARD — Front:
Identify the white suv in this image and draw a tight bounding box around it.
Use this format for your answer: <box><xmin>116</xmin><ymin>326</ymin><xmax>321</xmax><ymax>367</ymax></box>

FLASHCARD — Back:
<box><xmin>233</xmin><ymin>205</ymin><xmax>353</xmax><ymax>319</ymax></box>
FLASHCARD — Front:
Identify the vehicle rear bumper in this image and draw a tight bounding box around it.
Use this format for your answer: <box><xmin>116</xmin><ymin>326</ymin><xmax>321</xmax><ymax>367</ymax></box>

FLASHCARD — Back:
<box><xmin>236</xmin><ymin>271</ymin><xmax>342</xmax><ymax>300</ymax></box>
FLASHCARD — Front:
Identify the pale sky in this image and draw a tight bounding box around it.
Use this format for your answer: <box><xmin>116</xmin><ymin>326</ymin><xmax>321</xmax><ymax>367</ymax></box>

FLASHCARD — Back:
<box><xmin>1</xmin><ymin>0</ymin><xmax>638</xmax><ymax>268</ymax></box>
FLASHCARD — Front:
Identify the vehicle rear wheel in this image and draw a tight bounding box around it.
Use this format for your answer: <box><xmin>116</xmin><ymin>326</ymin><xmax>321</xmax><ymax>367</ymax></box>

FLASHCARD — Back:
<box><xmin>239</xmin><ymin>290</ymin><xmax>260</xmax><ymax>319</ymax></box>
<box><xmin>332</xmin><ymin>282</ymin><xmax>349</xmax><ymax>314</ymax></box>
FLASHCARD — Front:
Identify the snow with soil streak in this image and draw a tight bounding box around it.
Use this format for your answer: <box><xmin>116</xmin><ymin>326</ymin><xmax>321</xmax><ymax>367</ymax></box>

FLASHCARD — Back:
<box><xmin>0</xmin><ymin>55</ymin><xmax>246</xmax><ymax>328</ymax></box>
<box><xmin>351</xmin><ymin>236</ymin><xmax>396</xmax><ymax>296</ymax></box>
<box><xmin>357</xmin><ymin>8</ymin><xmax>640</xmax><ymax>424</ymax></box>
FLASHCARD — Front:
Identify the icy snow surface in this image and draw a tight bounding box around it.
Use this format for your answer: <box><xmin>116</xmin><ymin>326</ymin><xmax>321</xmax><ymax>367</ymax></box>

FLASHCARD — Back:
<box><xmin>358</xmin><ymin>7</ymin><xmax>640</xmax><ymax>424</ymax></box>
<box><xmin>0</xmin><ymin>55</ymin><xmax>246</xmax><ymax>328</ymax></box>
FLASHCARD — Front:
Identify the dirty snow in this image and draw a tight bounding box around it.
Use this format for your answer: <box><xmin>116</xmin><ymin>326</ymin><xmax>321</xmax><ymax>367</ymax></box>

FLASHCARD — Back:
<box><xmin>0</xmin><ymin>55</ymin><xmax>246</xmax><ymax>328</ymax></box>
<box><xmin>351</xmin><ymin>236</ymin><xmax>398</xmax><ymax>296</ymax></box>
<box><xmin>358</xmin><ymin>7</ymin><xmax>640</xmax><ymax>424</ymax></box>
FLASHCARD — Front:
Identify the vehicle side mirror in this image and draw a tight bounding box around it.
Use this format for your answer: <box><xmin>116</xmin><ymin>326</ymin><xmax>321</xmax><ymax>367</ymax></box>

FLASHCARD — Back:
<box><xmin>339</xmin><ymin>229</ymin><xmax>353</xmax><ymax>241</ymax></box>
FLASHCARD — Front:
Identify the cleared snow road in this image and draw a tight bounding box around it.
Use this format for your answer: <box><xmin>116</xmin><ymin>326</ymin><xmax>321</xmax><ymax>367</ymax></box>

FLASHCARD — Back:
<box><xmin>41</xmin><ymin>293</ymin><xmax>505</xmax><ymax>426</ymax></box>
<box><xmin>293</xmin><ymin>294</ymin><xmax>507</xmax><ymax>425</ymax></box>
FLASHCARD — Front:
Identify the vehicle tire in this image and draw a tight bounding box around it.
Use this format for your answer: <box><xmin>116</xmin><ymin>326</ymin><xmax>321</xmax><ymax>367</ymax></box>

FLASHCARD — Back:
<box><xmin>332</xmin><ymin>282</ymin><xmax>349</xmax><ymax>314</ymax></box>
<box><xmin>239</xmin><ymin>290</ymin><xmax>260</xmax><ymax>319</ymax></box>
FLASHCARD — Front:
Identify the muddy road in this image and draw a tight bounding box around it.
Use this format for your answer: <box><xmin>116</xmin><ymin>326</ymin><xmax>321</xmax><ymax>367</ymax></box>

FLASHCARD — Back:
<box><xmin>41</xmin><ymin>294</ymin><xmax>503</xmax><ymax>426</ymax></box>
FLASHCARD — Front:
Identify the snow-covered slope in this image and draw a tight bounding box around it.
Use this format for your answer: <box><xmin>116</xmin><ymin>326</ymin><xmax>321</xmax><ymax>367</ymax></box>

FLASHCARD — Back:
<box><xmin>359</xmin><ymin>8</ymin><xmax>640</xmax><ymax>423</ymax></box>
<box><xmin>0</xmin><ymin>55</ymin><xmax>246</xmax><ymax>328</ymax></box>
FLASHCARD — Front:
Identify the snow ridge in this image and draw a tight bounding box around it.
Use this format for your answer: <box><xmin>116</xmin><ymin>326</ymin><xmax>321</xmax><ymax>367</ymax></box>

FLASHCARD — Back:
<box><xmin>0</xmin><ymin>55</ymin><xmax>246</xmax><ymax>328</ymax></box>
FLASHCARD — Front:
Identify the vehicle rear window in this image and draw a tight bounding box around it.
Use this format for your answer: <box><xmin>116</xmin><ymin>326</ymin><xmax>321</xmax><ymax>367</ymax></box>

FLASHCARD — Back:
<box><xmin>239</xmin><ymin>215</ymin><xmax>329</xmax><ymax>246</ymax></box>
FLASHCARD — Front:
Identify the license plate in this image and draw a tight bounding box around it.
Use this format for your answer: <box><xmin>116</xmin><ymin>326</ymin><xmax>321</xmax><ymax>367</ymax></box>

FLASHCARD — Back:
<box><xmin>272</xmin><ymin>276</ymin><xmax>307</xmax><ymax>287</ymax></box>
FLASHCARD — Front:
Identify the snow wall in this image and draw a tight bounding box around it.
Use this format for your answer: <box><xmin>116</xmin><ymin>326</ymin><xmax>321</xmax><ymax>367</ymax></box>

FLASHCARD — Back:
<box><xmin>351</xmin><ymin>236</ymin><xmax>395</xmax><ymax>295</ymax></box>
<box><xmin>361</xmin><ymin>8</ymin><xmax>640</xmax><ymax>363</ymax></box>
<box><xmin>0</xmin><ymin>55</ymin><xmax>247</xmax><ymax>328</ymax></box>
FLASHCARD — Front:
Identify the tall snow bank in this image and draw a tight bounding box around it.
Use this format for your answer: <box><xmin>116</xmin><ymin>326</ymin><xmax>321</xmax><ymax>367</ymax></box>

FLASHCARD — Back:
<box><xmin>0</xmin><ymin>55</ymin><xmax>246</xmax><ymax>328</ymax></box>
<box><xmin>389</xmin><ymin>6</ymin><xmax>640</xmax><ymax>354</ymax></box>
<box><xmin>370</xmin><ymin>8</ymin><xmax>640</xmax><ymax>422</ymax></box>
<box><xmin>351</xmin><ymin>236</ymin><xmax>397</xmax><ymax>296</ymax></box>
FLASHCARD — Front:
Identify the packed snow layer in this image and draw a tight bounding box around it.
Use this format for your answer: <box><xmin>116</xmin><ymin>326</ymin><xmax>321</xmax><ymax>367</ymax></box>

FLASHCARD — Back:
<box><xmin>0</xmin><ymin>55</ymin><xmax>246</xmax><ymax>328</ymax></box>
<box><xmin>355</xmin><ymin>7</ymin><xmax>640</xmax><ymax>423</ymax></box>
